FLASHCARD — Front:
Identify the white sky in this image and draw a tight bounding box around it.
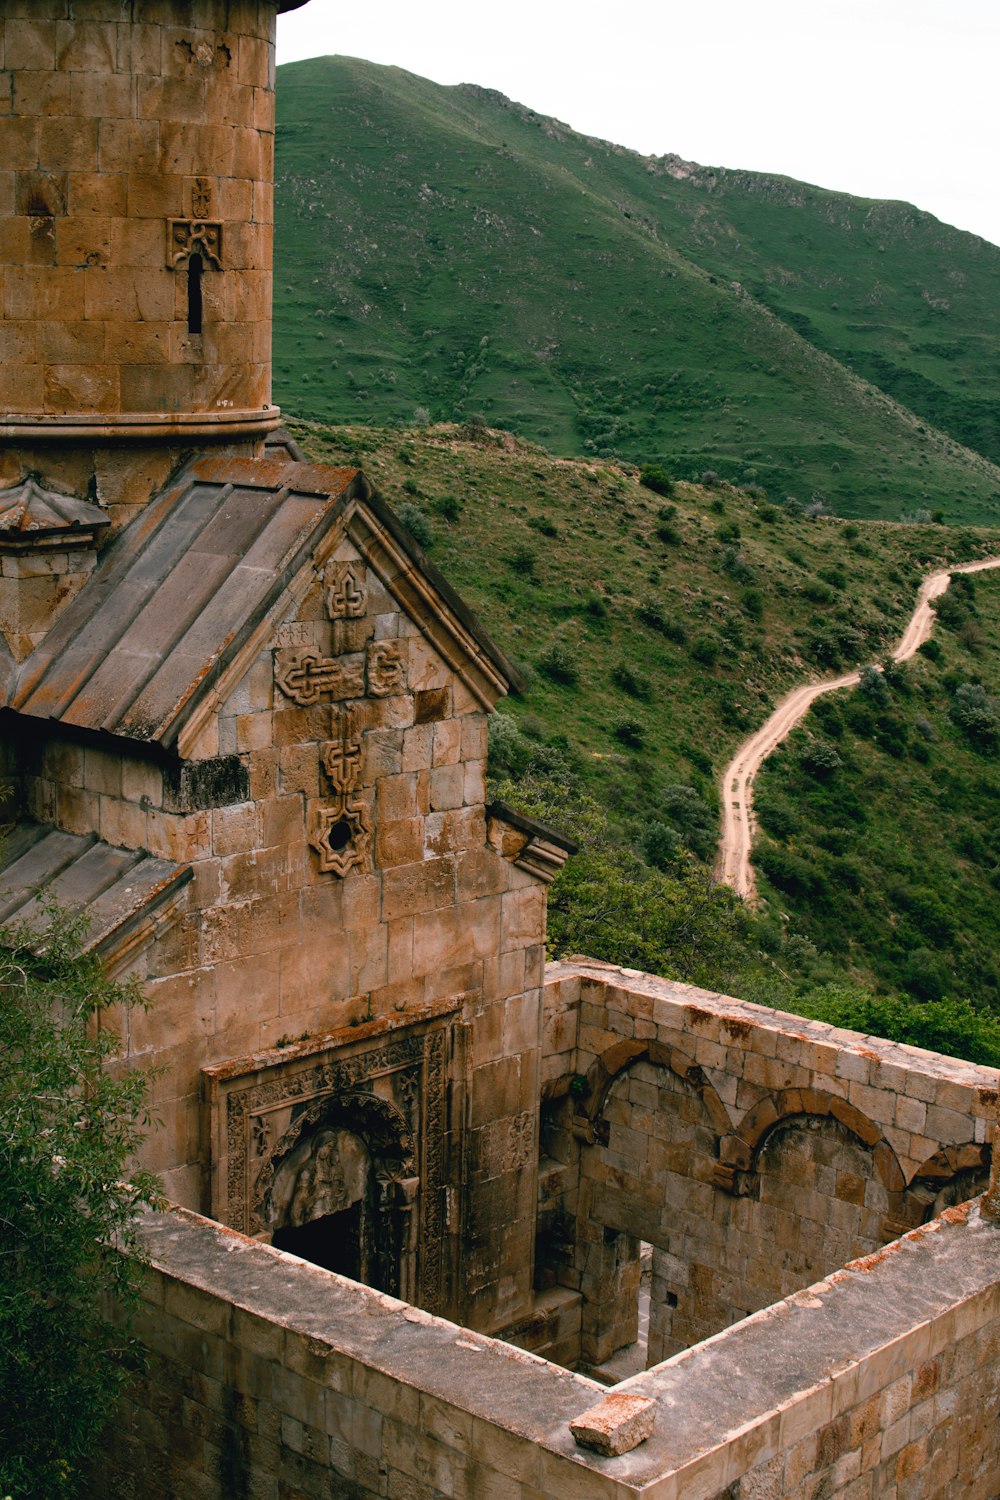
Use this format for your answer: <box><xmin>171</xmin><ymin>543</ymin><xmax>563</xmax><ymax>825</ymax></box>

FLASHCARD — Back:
<box><xmin>277</xmin><ymin>0</ymin><xmax>1000</xmax><ymax>248</ymax></box>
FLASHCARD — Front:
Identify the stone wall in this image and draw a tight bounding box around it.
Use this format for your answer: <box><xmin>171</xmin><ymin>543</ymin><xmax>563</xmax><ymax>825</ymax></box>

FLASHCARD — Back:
<box><xmin>90</xmin><ymin>1196</ymin><xmax>1000</xmax><ymax>1500</ymax></box>
<box><xmin>540</xmin><ymin>961</ymin><xmax>996</xmax><ymax>1365</ymax></box>
<box><xmin>17</xmin><ymin>529</ymin><xmax>548</xmax><ymax>1331</ymax></box>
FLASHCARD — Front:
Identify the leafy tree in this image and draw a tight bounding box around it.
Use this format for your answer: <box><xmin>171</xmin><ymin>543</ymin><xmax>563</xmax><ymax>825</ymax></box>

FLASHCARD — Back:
<box><xmin>0</xmin><ymin>908</ymin><xmax>158</xmax><ymax>1499</ymax></box>
<box><xmin>795</xmin><ymin>985</ymin><xmax>1000</xmax><ymax>1068</ymax></box>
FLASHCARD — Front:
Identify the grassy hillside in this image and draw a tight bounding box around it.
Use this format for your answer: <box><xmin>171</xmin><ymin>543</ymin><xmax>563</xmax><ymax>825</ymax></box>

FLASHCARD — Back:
<box><xmin>754</xmin><ymin>566</ymin><xmax>1000</xmax><ymax>1006</ymax></box>
<box><xmin>274</xmin><ymin>56</ymin><xmax>1000</xmax><ymax>525</ymax></box>
<box><xmin>290</xmin><ymin>417</ymin><xmax>1000</xmax><ymax>1048</ymax></box>
<box><xmin>289</xmin><ymin>418</ymin><xmax>996</xmax><ymax>831</ymax></box>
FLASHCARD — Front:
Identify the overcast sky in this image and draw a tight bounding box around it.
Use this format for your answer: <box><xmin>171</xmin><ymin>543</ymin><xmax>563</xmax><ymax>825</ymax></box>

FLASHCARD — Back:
<box><xmin>277</xmin><ymin>0</ymin><xmax>1000</xmax><ymax>248</ymax></box>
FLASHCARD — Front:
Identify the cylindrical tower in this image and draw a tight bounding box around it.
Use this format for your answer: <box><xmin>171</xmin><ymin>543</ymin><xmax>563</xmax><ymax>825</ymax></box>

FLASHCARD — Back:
<box><xmin>0</xmin><ymin>0</ymin><xmax>308</xmax><ymax>524</ymax></box>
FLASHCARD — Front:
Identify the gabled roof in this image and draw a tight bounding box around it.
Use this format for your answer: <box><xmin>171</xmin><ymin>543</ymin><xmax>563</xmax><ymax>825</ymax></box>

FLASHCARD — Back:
<box><xmin>0</xmin><ymin>478</ymin><xmax>109</xmax><ymax>547</ymax></box>
<box><xmin>6</xmin><ymin>456</ymin><xmax>519</xmax><ymax>754</ymax></box>
<box><xmin>0</xmin><ymin>822</ymin><xmax>190</xmax><ymax>968</ymax></box>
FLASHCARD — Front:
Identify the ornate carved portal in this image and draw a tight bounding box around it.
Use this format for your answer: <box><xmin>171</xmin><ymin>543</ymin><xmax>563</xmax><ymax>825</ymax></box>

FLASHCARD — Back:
<box><xmin>204</xmin><ymin>1008</ymin><xmax>459</xmax><ymax>1313</ymax></box>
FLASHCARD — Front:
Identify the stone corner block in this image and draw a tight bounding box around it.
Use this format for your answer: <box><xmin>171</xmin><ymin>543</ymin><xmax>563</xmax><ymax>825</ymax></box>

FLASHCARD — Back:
<box><xmin>569</xmin><ymin>1392</ymin><xmax>656</xmax><ymax>1456</ymax></box>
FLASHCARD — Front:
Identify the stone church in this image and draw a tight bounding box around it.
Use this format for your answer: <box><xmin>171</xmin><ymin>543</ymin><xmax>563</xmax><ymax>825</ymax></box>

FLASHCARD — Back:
<box><xmin>2</xmin><ymin>5</ymin><xmax>1000</xmax><ymax>1496</ymax></box>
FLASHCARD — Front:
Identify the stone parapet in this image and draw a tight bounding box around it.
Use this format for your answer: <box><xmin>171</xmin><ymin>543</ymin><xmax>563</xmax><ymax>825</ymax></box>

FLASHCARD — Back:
<box><xmin>89</xmin><ymin>1196</ymin><xmax>1000</xmax><ymax>1498</ymax></box>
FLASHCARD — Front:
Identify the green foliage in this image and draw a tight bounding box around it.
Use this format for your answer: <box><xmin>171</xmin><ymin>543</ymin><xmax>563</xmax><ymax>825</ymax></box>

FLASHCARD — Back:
<box><xmin>536</xmin><ymin>641</ymin><xmax>580</xmax><ymax>687</ymax></box>
<box><xmin>795</xmin><ymin>986</ymin><xmax>1000</xmax><ymax>1068</ymax></box>
<box><xmin>274</xmin><ymin>56</ymin><xmax>1000</xmax><ymax>527</ymax></box>
<box><xmin>395</xmin><ymin>501</ymin><xmax>434</xmax><ymax>549</ymax></box>
<box><xmin>611</xmin><ymin>662</ymin><xmax>651</xmax><ymax>701</ymax></box>
<box><xmin>950</xmin><ymin>681</ymin><xmax>999</xmax><ymax>746</ymax></box>
<box><xmin>0</xmin><ymin>909</ymin><xmax>159</xmax><ymax>1499</ymax></box>
<box><xmin>640</xmin><ymin>466</ymin><xmax>674</xmax><ymax>498</ymax></box>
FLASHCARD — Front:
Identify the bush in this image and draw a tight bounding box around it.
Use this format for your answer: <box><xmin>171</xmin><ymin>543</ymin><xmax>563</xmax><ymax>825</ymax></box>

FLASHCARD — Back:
<box><xmin>433</xmin><ymin>494</ymin><xmax>463</xmax><ymax>522</ymax></box>
<box><xmin>613</xmin><ymin>715</ymin><xmax>645</xmax><ymax>748</ymax></box>
<box><xmin>611</xmin><ymin>662</ymin><xmax>652</xmax><ymax>700</ymax></box>
<box><xmin>660</xmin><ymin>784</ymin><xmax>716</xmax><ymax>861</ymax></box>
<box><xmin>858</xmin><ymin>665</ymin><xmax>890</xmax><ymax>705</ymax></box>
<box><xmin>505</xmin><ymin>542</ymin><xmax>537</xmax><ymax>578</ymax></box>
<box><xmin>742</xmin><ymin>589</ymin><xmax>764</xmax><ymax>620</ymax></box>
<box><xmin>395</xmin><ymin>501</ymin><xmax>434</xmax><ymax>549</ymax></box>
<box><xmin>799</xmin><ymin>739</ymin><xmax>843</xmax><ymax>777</ymax></box>
<box><xmin>654</xmin><ymin>504</ymin><xmax>681</xmax><ymax>544</ymax></box>
<box><xmin>950</xmin><ymin>682</ymin><xmax>999</xmax><ymax>745</ymax></box>
<box><xmin>537</xmin><ymin>642</ymin><xmax>580</xmax><ymax>687</ymax></box>
<box><xmin>691</xmin><ymin>634</ymin><xmax>720</xmax><ymax>666</ymax></box>
<box><xmin>527</xmin><ymin>514</ymin><xmax>559</xmax><ymax>538</ymax></box>
<box><xmin>700</xmin><ymin>469</ymin><xmax>721</xmax><ymax>488</ymax></box>
<box><xmin>722</xmin><ymin>547</ymin><xmax>756</xmax><ymax>584</ymax></box>
<box><xmin>636</xmin><ymin>603</ymin><xmax>686</xmax><ymax>643</ymax></box>
<box><xmin>639</xmin><ymin>465</ymin><xmax>674</xmax><ymax>497</ymax></box>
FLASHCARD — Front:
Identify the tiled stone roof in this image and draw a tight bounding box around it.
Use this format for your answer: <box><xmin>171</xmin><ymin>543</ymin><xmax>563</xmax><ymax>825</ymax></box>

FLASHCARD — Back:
<box><xmin>6</xmin><ymin>455</ymin><xmax>520</xmax><ymax>752</ymax></box>
<box><xmin>0</xmin><ymin>821</ymin><xmax>191</xmax><ymax>964</ymax></box>
<box><xmin>0</xmin><ymin>478</ymin><xmax>109</xmax><ymax>543</ymax></box>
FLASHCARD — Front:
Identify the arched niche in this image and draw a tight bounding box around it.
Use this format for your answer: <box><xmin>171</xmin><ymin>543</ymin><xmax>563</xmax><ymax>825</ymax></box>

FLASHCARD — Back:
<box><xmin>256</xmin><ymin>1091</ymin><xmax>420</xmax><ymax>1299</ymax></box>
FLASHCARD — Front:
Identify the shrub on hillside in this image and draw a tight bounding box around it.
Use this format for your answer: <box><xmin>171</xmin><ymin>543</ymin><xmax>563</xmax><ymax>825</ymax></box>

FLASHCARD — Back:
<box><xmin>799</xmin><ymin>739</ymin><xmax>842</xmax><ymax>777</ymax></box>
<box><xmin>639</xmin><ymin>465</ymin><xmax>675</xmax><ymax>498</ymax></box>
<box><xmin>611</xmin><ymin>663</ymin><xmax>652</xmax><ymax>701</ymax></box>
<box><xmin>950</xmin><ymin>682</ymin><xmax>999</xmax><ymax>746</ymax></box>
<box><xmin>536</xmin><ymin>642</ymin><xmax>580</xmax><ymax>687</ymax></box>
<box><xmin>395</xmin><ymin>501</ymin><xmax>434</xmax><ymax>549</ymax></box>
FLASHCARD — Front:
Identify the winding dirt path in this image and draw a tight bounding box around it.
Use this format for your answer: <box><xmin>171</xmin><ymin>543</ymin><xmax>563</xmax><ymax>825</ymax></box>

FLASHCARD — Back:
<box><xmin>717</xmin><ymin>555</ymin><xmax>1000</xmax><ymax>902</ymax></box>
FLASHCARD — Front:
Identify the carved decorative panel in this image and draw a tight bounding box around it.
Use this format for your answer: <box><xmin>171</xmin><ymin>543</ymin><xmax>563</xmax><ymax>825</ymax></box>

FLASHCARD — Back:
<box><xmin>274</xmin><ymin>647</ymin><xmax>365</xmax><ymax>706</ymax></box>
<box><xmin>325</xmin><ymin>560</ymin><xmax>367</xmax><ymax>620</ymax></box>
<box><xmin>205</xmin><ymin>1007</ymin><xmax>459</xmax><ymax>1313</ymax></box>
<box><xmin>309</xmin><ymin>706</ymin><xmax>370</xmax><ymax>876</ymax></box>
<box><xmin>167</xmin><ymin>219</ymin><xmax>223</xmax><ymax>269</ymax></box>
<box><xmin>367</xmin><ymin>640</ymin><xmax>406</xmax><ymax>696</ymax></box>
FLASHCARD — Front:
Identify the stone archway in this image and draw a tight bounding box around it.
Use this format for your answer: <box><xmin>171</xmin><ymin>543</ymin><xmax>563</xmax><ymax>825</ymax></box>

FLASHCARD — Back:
<box><xmin>256</xmin><ymin>1091</ymin><xmax>420</xmax><ymax>1298</ymax></box>
<box><xmin>271</xmin><ymin>1127</ymin><xmax>374</xmax><ymax>1280</ymax></box>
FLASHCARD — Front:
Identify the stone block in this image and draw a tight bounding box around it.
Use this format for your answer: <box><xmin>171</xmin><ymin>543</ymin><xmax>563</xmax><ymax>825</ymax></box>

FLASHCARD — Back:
<box><xmin>570</xmin><ymin>1392</ymin><xmax>656</xmax><ymax>1456</ymax></box>
<box><xmin>429</xmin><ymin>762</ymin><xmax>464</xmax><ymax>812</ymax></box>
<box><xmin>381</xmin><ymin>857</ymin><xmax>455</xmax><ymax>921</ymax></box>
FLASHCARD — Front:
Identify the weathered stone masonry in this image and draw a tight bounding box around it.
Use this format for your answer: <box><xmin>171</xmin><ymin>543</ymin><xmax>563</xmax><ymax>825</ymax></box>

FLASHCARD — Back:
<box><xmin>538</xmin><ymin>961</ymin><xmax>995</xmax><ymax>1369</ymax></box>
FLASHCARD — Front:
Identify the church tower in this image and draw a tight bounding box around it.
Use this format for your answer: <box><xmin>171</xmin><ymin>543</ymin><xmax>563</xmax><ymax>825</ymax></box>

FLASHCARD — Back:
<box><xmin>0</xmin><ymin>0</ymin><xmax>307</xmax><ymax>526</ymax></box>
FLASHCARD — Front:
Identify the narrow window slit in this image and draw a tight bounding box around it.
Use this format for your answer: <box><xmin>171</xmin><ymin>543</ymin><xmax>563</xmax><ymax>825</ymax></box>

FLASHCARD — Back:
<box><xmin>187</xmin><ymin>252</ymin><xmax>204</xmax><ymax>335</ymax></box>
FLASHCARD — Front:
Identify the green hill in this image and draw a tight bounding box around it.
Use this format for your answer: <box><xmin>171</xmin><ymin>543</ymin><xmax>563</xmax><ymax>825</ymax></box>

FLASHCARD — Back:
<box><xmin>287</xmin><ymin>419</ymin><xmax>1000</xmax><ymax>1016</ymax></box>
<box><xmin>274</xmin><ymin>55</ymin><xmax>1000</xmax><ymax>525</ymax></box>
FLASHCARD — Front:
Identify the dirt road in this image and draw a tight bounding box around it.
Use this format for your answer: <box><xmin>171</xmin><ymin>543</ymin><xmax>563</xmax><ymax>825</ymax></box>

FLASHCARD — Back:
<box><xmin>717</xmin><ymin>555</ymin><xmax>1000</xmax><ymax>902</ymax></box>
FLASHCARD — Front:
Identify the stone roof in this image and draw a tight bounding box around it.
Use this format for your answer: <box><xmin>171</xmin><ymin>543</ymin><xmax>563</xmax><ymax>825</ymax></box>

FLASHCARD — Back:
<box><xmin>0</xmin><ymin>477</ymin><xmax>109</xmax><ymax>546</ymax></box>
<box><xmin>0</xmin><ymin>822</ymin><xmax>190</xmax><ymax>966</ymax></box>
<box><xmin>6</xmin><ymin>455</ymin><xmax>520</xmax><ymax>754</ymax></box>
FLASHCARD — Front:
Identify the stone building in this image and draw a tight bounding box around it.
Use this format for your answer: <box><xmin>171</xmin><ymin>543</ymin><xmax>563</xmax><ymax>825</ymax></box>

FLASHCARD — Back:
<box><xmin>1</xmin><ymin>5</ymin><xmax>999</xmax><ymax>1497</ymax></box>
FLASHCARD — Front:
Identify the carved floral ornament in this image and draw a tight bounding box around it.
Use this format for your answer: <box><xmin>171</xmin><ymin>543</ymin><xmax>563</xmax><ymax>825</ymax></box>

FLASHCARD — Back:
<box><xmin>274</xmin><ymin>639</ymin><xmax>406</xmax><ymax>706</ymax></box>
<box><xmin>309</xmin><ymin>706</ymin><xmax>370</xmax><ymax>877</ymax></box>
<box><xmin>325</xmin><ymin>560</ymin><xmax>367</xmax><ymax>619</ymax></box>
<box><xmin>167</xmin><ymin>219</ymin><xmax>223</xmax><ymax>270</ymax></box>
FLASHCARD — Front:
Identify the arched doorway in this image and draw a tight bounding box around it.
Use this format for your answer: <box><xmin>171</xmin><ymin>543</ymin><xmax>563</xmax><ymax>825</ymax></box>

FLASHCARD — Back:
<box><xmin>256</xmin><ymin>1090</ymin><xmax>420</xmax><ymax>1297</ymax></box>
<box><xmin>271</xmin><ymin>1127</ymin><xmax>372</xmax><ymax>1279</ymax></box>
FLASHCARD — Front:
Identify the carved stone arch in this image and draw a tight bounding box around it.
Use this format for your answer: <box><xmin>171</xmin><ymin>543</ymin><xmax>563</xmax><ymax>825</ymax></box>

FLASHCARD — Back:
<box><xmin>572</xmin><ymin>1039</ymin><xmax>731</xmax><ymax>1147</ymax></box>
<box><xmin>256</xmin><ymin>1089</ymin><xmax>417</xmax><ymax>1223</ymax></box>
<box><xmin>255</xmin><ymin>1090</ymin><xmax>420</xmax><ymax>1298</ymax></box>
<box><xmin>904</xmin><ymin>1141</ymin><xmax>991</xmax><ymax>1226</ymax></box>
